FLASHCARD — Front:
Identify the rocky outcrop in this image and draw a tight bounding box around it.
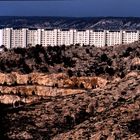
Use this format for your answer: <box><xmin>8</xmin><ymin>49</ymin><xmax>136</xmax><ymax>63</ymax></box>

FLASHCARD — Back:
<box><xmin>0</xmin><ymin>72</ymin><xmax>107</xmax><ymax>96</ymax></box>
<box><xmin>0</xmin><ymin>72</ymin><xmax>107</xmax><ymax>106</ymax></box>
<box><xmin>0</xmin><ymin>72</ymin><xmax>107</xmax><ymax>88</ymax></box>
<box><xmin>131</xmin><ymin>57</ymin><xmax>140</xmax><ymax>66</ymax></box>
<box><xmin>0</xmin><ymin>72</ymin><xmax>28</xmax><ymax>85</ymax></box>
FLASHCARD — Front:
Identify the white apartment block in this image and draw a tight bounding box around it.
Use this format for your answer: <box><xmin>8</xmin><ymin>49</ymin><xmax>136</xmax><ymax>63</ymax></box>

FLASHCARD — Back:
<box><xmin>42</xmin><ymin>29</ymin><xmax>57</xmax><ymax>46</ymax></box>
<box><xmin>0</xmin><ymin>29</ymin><xmax>3</xmax><ymax>46</ymax></box>
<box><xmin>27</xmin><ymin>29</ymin><xmax>38</xmax><ymax>46</ymax></box>
<box><xmin>106</xmin><ymin>30</ymin><xmax>123</xmax><ymax>46</ymax></box>
<box><xmin>89</xmin><ymin>30</ymin><xmax>106</xmax><ymax>47</ymax></box>
<box><xmin>74</xmin><ymin>30</ymin><xmax>89</xmax><ymax>46</ymax></box>
<box><xmin>122</xmin><ymin>31</ymin><xmax>139</xmax><ymax>44</ymax></box>
<box><xmin>11</xmin><ymin>28</ymin><xmax>27</xmax><ymax>48</ymax></box>
<box><xmin>1</xmin><ymin>28</ymin><xmax>140</xmax><ymax>49</ymax></box>
<box><xmin>2</xmin><ymin>28</ymin><xmax>11</xmax><ymax>49</ymax></box>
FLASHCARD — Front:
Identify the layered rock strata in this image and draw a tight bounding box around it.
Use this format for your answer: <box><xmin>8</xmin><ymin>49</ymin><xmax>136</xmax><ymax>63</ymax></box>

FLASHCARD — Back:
<box><xmin>0</xmin><ymin>72</ymin><xmax>107</xmax><ymax>105</ymax></box>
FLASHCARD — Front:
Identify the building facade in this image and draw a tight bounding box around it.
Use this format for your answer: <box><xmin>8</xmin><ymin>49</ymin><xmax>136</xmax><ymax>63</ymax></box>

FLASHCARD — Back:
<box><xmin>0</xmin><ymin>29</ymin><xmax>3</xmax><ymax>46</ymax></box>
<box><xmin>1</xmin><ymin>28</ymin><xmax>140</xmax><ymax>48</ymax></box>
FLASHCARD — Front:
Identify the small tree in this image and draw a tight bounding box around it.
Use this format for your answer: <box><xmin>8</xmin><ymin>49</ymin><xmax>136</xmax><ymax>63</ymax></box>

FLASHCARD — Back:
<box><xmin>67</xmin><ymin>69</ymin><xmax>73</xmax><ymax>77</ymax></box>
<box><xmin>0</xmin><ymin>45</ymin><xmax>8</xmax><ymax>51</ymax></box>
<box><xmin>27</xmin><ymin>44</ymin><xmax>32</xmax><ymax>48</ymax></box>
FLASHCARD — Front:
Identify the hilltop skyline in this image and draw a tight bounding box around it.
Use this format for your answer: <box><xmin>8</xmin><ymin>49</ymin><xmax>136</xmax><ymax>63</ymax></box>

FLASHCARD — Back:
<box><xmin>0</xmin><ymin>0</ymin><xmax>140</xmax><ymax>17</ymax></box>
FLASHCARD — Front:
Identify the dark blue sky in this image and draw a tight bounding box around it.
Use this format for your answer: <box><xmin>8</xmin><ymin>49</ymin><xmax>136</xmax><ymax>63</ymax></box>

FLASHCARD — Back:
<box><xmin>0</xmin><ymin>0</ymin><xmax>140</xmax><ymax>17</ymax></box>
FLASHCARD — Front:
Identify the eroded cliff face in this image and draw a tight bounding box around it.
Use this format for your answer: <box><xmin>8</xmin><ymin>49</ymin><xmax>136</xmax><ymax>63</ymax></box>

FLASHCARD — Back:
<box><xmin>0</xmin><ymin>72</ymin><xmax>107</xmax><ymax>105</ymax></box>
<box><xmin>0</xmin><ymin>72</ymin><xmax>107</xmax><ymax>88</ymax></box>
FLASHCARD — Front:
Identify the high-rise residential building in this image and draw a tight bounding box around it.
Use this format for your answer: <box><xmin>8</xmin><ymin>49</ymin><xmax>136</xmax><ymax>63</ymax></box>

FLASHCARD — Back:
<box><xmin>122</xmin><ymin>30</ymin><xmax>139</xmax><ymax>44</ymax></box>
<box><xmin>27</xmin><ymin>29</ymin><xmax>36</xmax><ymax>46</ymax></box>
<box><xmin>2</xmin><ymin>28</ymin><xmax>12</xmax><ymax>49</ymax></box>
<box><xmin>11</xmin><ymin>28</ymin><xmax>27</xmax><ymax>48</ymax></box>
<box><xmin>0</xmin><ymin>29</ymin><xmax>3</xmax><ymax>46</ymax></box>
<box><xmin>89</xmin><ymin>30</ymin><xmax>106</xmax><ymax>47</ymax></box>
<box><xmin>1</xmin><ymin>28</ymin><xmax>140</xmax><ymax>49</ymax></box>
<box><xmin>41</xmin><ymin>29</ymin><xmax>57</xmax><ymax>46</ymax></box>
<box><xmin>106</xmin><ymin>30</ymin><xmax>123</xmax><ymax>46</ymax></box>
<box><xmin>57</xmin><ymin>29</ymin><xmax>73</xmax><ymax>46</ymax></box>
